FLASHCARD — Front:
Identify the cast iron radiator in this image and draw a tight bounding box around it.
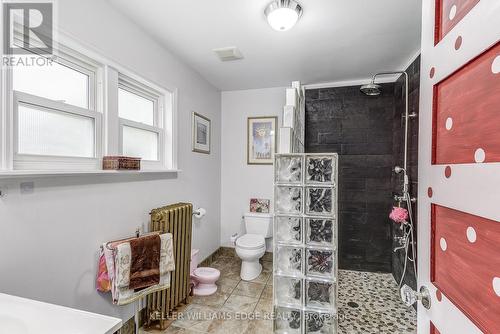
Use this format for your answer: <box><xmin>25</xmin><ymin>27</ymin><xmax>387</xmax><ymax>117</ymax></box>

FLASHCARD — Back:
<box><xmin>146</xmin><ymin>202</ymin><xmax>193</xmax><ymax>328</ymax></box>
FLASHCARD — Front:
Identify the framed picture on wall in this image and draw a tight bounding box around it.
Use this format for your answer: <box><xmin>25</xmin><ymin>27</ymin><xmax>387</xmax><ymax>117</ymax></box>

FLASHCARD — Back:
<box><xmin>247</xmin><ymin>116</ymin><xmax>277</xmax><ymax>165</ymax></box>
<box><xmin>192</xmin><ymin>112</ymin><xmax>211</xmax><ymax>154</ymax></box>
<box><xmin>250</xmin><ymin>198</ymin><xmax>270</xmax><ymax>213</ymax></box>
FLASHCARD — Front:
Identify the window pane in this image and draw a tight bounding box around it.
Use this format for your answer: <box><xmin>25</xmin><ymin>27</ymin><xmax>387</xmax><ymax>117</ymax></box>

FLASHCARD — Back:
<box><xmin>122</xmin><ymin>126</ymin><xmax>158</xmax><ymax>160</ymax></box>
<box><xmin>13</xmin><ymin>61</ymin><xmax>89</xmax><ymax>108</ymax></box>
<box><xmin>18</xmin><ymin>105</ymin><xmax>95</xmax><ymax>158</ymax></box>
<box><xmin>118</xmin><ymin>88</ymin><xmax>155</xmax><ymax>125</ymax></box>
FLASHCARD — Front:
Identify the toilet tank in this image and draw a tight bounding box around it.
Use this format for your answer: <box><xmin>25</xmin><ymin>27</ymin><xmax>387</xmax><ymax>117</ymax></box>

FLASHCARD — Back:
<box><xmin>244</xmin><ymin>212</ymin><xmax>273</xmax><ymax>238</ymax></box>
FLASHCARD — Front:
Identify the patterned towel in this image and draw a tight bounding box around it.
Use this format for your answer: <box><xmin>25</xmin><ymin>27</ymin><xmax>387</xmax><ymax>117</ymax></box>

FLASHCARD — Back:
<box><xmin>129</xmin><ymin>234</ymin><xmax>160</xmax><ymax>290</ymax></box>
<box><xmin>98</xmin><ymin>233</ymin><xmax>175</xmax><ymax>305</ymax></box>
<box><xmin>115</xmin><ymin>233</ymin><xmax>175</xmax><ymax>288</ymax></box>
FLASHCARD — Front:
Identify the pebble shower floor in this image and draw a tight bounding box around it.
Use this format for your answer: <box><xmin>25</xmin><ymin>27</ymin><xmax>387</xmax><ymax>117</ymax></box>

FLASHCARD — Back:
<box><xmin>337</xmin><ymin>270</ymin><xmax>417</xmax><ymax>334</ymax></box>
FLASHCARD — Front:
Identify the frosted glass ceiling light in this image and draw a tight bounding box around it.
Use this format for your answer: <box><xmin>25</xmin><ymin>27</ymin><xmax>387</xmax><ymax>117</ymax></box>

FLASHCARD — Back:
<box><xmin>265</xmin><ymin>0</ymin><xmax>303</xmax><ymax>31</ymax></box>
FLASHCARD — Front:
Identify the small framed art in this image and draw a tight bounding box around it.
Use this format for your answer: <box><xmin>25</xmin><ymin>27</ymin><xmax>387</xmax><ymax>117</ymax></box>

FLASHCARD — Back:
<box><xmin>250</xmin><ymin>198</ymin><xmax>271</xmax><ymax>213</ymax></box>
<box><xmin>192</xmin><ymin>112</ymin><xmax>211</xmax><ymax>154</ymax></box>
<box><xmin>247</xmin><ymin>116</ymin><xmax>277</xmax><ymax>165</ymax></box>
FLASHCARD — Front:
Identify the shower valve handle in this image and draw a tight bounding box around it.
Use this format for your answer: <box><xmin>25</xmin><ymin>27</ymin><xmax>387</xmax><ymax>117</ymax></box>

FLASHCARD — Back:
<box><xmin>400</xmin><ymin>285</ymin><xmax>431</xmax><ymax>310</ymax></box>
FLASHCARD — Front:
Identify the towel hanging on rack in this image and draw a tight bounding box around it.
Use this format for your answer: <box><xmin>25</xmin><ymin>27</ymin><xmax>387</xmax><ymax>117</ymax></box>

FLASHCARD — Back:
<box><xmin>115</xmin><ymin>233</ymin><xmax>175</xmax><ymax>289</ymax></box>
<box><xmin>97</xmin><ymin>232</ymin><xmax>175</xmax><ymax>306</ymax></box>
<box><xmin>129</xmin><ymin>234</ymin><xmax>161</xmax><ymax>290</ymax></box>
<box><xmin>96</xmin><ymin>252</ymin><xmax>111</xmax><ymax>292</ymax></box>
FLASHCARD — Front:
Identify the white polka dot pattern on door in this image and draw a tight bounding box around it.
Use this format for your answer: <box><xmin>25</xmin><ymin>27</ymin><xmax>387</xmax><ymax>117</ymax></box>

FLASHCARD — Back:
<box><xmin>492</xmin><ymin>56</ymin><xmax>500</xmax><ymax>74</ymax></box>
<box><xmin>449</xmin><ymin>4</ymin><xmax>457</xmax><ymax>20</ymax></box>
<box><xmin>493</xmin><ymin>277</ymin><xmax>500</xmax><ymax>297</ymax></box>
<box><xmin>474</xmin><ymin>148</ymin><xmax>486</xmax><ymax>163</ymax></box>
<box><xmin>432</xmin><ymin>43</ymin><xmax>499</xmax><ymax>165</ymax></box>
<box><xmin>466</xmin><ymin>227</ymin><xmax>476</xmax><ymax>243</ymax></box>
<box><xmin>425</xmin><ymin>1</ymin><xmax>500</xmax><ymax>332</ymax></box>
<box><xmin>445</xmin><ymin>117</ymin><xmax>453</xmax><ymax>130</ymax></box>
<box><xmin>440</xmin><ymin>237</ymin><xmax>447</xmax><ymax>251</ymax></box>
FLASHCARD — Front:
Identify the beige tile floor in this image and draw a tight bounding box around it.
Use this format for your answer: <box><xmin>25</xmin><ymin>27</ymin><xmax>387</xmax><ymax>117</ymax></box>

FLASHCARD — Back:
<box><xmin>141</xmin><ymin>251</ymin><xmax>416</xmax><ymax>334</ymax></box>
<box><xmin>141</xmin><ymin>251</ymin><xmax>274</xmax><ymax>334</ymax></box>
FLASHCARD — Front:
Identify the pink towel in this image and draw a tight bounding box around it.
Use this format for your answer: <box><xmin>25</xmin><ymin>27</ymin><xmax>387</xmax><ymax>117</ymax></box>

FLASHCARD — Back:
<box><xmin>96</xmin><ymin>251</ymin><xmax>111</xmax><ymax>292</ymax></box>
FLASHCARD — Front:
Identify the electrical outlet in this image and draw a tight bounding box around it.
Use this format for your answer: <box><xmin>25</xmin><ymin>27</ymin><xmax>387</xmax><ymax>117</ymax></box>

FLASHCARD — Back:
<box><xmin>20</xmin><ymin>182</ymin><xmax>35</xmax><ymax>194</ymax></box>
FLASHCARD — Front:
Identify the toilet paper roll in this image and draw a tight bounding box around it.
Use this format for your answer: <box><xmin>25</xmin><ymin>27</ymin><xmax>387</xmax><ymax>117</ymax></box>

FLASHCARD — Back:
<box><xmin>230</xmin><ymin>233</ymin><xmax>239</xmax><ymax>245</ymax></box>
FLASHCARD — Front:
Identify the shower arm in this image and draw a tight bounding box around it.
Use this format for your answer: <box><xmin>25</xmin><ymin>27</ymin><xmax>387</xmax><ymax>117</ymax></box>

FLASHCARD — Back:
<box><xmin>371</xmin><ymin>71</ymin><xmax>410</xmax><ymax>194</ymax></box>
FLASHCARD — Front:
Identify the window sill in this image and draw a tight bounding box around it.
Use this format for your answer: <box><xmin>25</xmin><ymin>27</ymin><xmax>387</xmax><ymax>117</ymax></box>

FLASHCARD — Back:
<box><xmin>0</xmin><ymin>169</ymin><xmax>181</xmax><ymax>179</ymax></box>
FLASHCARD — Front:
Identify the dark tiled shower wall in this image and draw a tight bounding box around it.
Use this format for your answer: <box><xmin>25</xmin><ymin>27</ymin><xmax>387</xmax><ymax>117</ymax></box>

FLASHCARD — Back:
<box><xmin>305</xmin><ymin>84</ymin><xmax>397</xmax><ymax>273</ymax></box>
<box><xmin>391</xmin><ymin>56</ymin><xmax>420</xmax><ymax>289</ymax></box>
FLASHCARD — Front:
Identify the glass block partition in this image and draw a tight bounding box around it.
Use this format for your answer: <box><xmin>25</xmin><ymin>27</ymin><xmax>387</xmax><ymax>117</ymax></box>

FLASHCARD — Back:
<box><xmin>274</xmin><ymin>153</ymin><xmax>338</xmax><ymax>334</ymax></box>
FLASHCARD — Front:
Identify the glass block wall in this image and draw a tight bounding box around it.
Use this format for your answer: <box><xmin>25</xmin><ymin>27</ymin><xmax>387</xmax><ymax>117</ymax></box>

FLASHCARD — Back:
<box><xmin>274</xmin><ymin>153</ymin><xmax>338</xmax><ymax>334</ymax></box>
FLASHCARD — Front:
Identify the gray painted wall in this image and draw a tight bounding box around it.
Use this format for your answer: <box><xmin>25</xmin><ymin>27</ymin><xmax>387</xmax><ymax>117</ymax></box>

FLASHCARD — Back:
<box><xmin>0</xmin><ymin>0</ymin><xmax>221</xmax><ymax>323</ymax></box>
<box><xmin>220</xmin><ymin>87</ymin><xmax>285</xmax><ymax>252</ymax></box>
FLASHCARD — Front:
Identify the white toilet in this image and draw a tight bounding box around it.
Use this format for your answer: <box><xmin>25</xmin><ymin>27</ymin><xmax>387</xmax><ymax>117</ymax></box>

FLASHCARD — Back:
<box><xmin>235</xmin><ymin>212</ymin><xmax>273</xmax><ymax>281</ymax></box>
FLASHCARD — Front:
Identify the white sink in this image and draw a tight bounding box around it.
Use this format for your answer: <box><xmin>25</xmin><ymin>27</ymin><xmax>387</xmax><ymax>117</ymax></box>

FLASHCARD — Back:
<box><xmin>0</xmin><ymin>293</ymin><xmax>122</xmax><ymax>334</ymax></box>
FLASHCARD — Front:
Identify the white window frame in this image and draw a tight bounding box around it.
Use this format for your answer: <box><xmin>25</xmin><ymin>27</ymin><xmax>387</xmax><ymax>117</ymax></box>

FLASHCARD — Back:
<box><xmin>51</xmin><ymin>48</ymin><xmax>99</xmax><ymax>111</ymax></box>
<box><xmin>3</xmin><ymin>46</ymin><xmax>103</xmax><ymax>171</ymax></box>
<box><xmin>0</xmin><ymin>33</ymin><xmax>177</xmax><ymax>175</ymax></box>
<box><xmin>10</xmin><ymin>29</ymin><xmax>99</xmax><ymax>111</ymax></box>
<box><xmin>117</xmin><ymin>74</ymin><xmax>166</xmax><ymax>169</ymax></box>
<box><xmin>13</xmin><ymin>91</ymin><xmax>103</xmax><ymax>170</ymax></box>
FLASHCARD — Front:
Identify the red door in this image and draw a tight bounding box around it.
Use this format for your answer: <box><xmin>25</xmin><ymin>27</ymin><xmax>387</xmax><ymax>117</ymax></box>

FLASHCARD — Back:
<box><xmin>418</xmin><ymin>0</ymin><xmax>500</xmax><ymax>333</ymax></box>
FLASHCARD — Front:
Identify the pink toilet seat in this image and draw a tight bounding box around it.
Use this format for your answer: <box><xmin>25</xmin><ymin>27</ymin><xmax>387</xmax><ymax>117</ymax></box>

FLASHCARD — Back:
<box><xmin>193</xmin><ymin>267</ymin><xmax>220</xmax><ymax>282</ymax></box>
<box><xmin>192</xmin><ymin>267</ymin><xmax>220</xmax><ymax>296</ymax></box>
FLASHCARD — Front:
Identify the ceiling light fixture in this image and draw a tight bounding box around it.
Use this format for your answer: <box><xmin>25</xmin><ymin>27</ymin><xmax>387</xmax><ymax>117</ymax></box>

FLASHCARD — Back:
<box><xmin>265</xmin><ymin>0</ymin><xmax>303</xmax><ymax>32</ymax></box>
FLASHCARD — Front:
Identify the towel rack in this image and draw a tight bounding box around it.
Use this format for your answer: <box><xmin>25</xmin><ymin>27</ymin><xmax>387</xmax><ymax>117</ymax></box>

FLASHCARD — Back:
<box><xmin>105</xmin><ymin>228</ymin><xmax>160</xmax><ymax>251</ymax></box>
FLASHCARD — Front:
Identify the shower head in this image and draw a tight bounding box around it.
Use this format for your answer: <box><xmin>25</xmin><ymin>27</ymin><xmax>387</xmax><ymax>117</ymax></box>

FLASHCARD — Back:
<box><xmin>360</xmin><ymin>82</ymin><xmax>381</xmax><ymax>96</ymax></box>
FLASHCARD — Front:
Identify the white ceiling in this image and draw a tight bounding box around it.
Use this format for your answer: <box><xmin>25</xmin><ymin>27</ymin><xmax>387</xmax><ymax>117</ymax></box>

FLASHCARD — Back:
<box><xmin>107</xmin><ymin>0</ymin><xmax>422</xmax><ymax>91</ymax></box>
